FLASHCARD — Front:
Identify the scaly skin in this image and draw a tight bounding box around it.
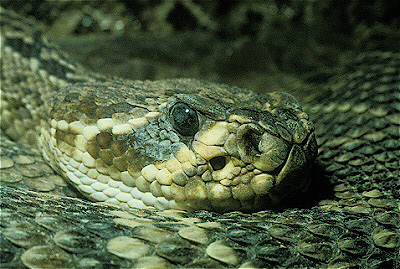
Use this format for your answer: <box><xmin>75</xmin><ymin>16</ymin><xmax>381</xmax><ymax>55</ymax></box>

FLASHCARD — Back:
<box><xmin>0</xmin><ymin>7</ymin><xmax>399</xmax><ymax>268</ymax></box>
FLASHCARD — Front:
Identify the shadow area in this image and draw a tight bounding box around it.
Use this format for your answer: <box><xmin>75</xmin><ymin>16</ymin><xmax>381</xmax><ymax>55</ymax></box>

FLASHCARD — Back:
<box><xmin>268</xmin><ymin>161</ymin><xmax>334</xmax><ymax>211</ymax></box>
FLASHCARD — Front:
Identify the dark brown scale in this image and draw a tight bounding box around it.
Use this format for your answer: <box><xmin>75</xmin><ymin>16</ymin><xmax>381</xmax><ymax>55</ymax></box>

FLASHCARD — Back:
<box><xmin>55</xmin><ymin>129</ymin><xmax>67</xmax><ymax>143</ymax></box>
<box><xmin>99</xmin><ymin>149</ymin><xmax>114</xmax><ymax>166</ymax></box>
<box><xmin>63</xmin><ymin>133</ymin><xmax>76</xmax><ymax>147</ymax></box>
<box><xmin>113</xmin><ymin>156</ymin><xmax>128</xmax><ymax>171</ymax></box>
<box><xmin>127</xmin><ymin>164</ymin><xmax>140</xmax><ymax>176</ymax></box>
<box><xmin>125</xmin><ymin>148</ymin><xmax>138</xmax><ymax>164</ymax></box>
<box><xmin>96</xmin><ymin>132</ymin><xmax>113</xmax><ymax>149</ymax></box>
<box><xmin>110</xmin><ymin>140</ymin><xmax>126</xmax><ymax>156</ymax></box>
<box><xmin>94</xmin><ymin>159</ymin><xmax>110</xmax><ymax>175</ymax></box>
<box><xmin>79</xmin><ymin>99</ymin><xmax>100</xmax><ymax>120</ymax></box>
<box><xmin>86</xmin><ymin>140</ymin><xmax>100</xmax><ymax>159</ymax></box>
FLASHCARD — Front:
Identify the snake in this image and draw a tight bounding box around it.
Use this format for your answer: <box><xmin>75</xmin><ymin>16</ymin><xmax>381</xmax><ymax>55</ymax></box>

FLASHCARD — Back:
<box><xmin>0</xmin><ymin>7</ymin><xmax>399</xmax><ymax>268</ymax></box>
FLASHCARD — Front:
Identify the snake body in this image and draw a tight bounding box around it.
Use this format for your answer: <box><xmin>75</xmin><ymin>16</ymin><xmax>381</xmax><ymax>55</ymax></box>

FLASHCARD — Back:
<box><xmin>1</xmin><ymin>7</ymin><xmax>399</xmax><ymax>268</ymax></box>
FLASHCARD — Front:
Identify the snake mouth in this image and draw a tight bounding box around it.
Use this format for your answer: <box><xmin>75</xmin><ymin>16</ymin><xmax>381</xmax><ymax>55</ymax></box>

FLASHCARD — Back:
<box><xmin>268</xmin><ymin>132</ymin><xmax>317</xmax><ymax>202</ymax></box>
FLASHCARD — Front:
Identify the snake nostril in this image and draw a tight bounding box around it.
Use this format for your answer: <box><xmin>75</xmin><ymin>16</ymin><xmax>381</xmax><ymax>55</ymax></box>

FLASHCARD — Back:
<box><xmin>210</xmin><ymin>156</ymin><xmax>226</xmax><ymax>171</ymax></box>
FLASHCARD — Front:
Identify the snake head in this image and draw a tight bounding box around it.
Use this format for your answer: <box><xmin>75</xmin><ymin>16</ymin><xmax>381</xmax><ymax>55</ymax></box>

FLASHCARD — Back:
<box><xmin>164</xmin><ymin>86</ymin><xmax>317</xmax><ymax>212</ymax></box>
<box><xmin>45</xmin><ymin>79</ymin><xmax>317</xmax><ymax>213</ymax></box>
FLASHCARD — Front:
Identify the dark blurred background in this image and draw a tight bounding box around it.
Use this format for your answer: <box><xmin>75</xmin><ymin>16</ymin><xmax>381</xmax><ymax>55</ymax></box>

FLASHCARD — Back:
<box><xmin>2</xmin><ymin>0</ymin><xmax>399</xmax><ymax>95</ymax></box>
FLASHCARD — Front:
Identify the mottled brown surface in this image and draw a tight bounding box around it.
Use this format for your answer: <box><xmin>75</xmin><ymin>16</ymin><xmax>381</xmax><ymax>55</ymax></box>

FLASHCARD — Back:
<box><xmin>1</xmin><ymin>3</ymin><xmax>399</xmax><ymax>269</ymax></box>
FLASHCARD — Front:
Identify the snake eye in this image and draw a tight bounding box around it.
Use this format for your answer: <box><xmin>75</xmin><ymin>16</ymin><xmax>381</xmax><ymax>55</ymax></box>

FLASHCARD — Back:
<box><xmin>170</xmin><ymin>103</ymin><xmax>199</xmax><ymax>136</ymax></box>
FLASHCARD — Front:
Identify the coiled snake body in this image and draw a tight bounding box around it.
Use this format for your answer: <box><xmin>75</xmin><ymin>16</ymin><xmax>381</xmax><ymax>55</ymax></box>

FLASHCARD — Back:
<box><xmin>0</xmin><ymin>7</ymin><xmax>399</xmax><ymax>268</ymax></box>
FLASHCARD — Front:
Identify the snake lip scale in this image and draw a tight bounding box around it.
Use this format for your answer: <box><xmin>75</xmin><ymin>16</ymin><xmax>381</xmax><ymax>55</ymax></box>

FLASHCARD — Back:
<box><xmin>0</xmin><ymin>6</ymin><xmax>399</xmax><ymax>268</ymax></box>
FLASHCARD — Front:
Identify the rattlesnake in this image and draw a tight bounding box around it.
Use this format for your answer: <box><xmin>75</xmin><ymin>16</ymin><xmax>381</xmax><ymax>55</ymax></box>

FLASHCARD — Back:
<box><xmin>1</xmin><ymin>7</ymin><xmax>399</xmax><ymax>268</ymax></box>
